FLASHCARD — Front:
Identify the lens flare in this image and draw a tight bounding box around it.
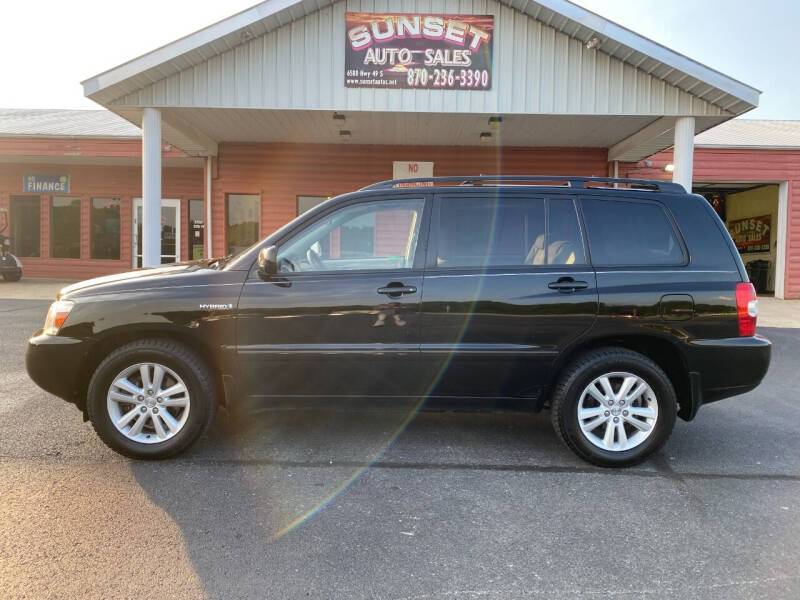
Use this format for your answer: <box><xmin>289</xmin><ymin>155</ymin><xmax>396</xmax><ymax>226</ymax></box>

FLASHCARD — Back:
<box><xmin>273</xmin><ymin>178</ymin><xmax>507</xmax><ymax>539</ymax></box>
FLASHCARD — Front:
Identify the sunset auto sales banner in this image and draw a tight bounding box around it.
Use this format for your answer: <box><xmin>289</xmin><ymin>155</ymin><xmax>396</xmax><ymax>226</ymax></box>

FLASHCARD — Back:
<box><xmin>345</xmin><ymin>13</ymin><xmax>494</xmax><ymax>90</ymax></box>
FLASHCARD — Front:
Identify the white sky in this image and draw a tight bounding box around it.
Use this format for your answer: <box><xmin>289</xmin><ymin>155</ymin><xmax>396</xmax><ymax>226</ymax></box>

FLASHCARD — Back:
<box><xmin>1</xmin><ymin>0</ymin><xmax>797</xmax><ymax>119</ymax></box>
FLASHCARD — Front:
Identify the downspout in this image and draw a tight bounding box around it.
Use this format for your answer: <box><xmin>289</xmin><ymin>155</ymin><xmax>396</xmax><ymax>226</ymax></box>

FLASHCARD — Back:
<box><xmin>206</xmin><ymin>156</ymin><xmax>213</xmax><ymax>259</ymax></box>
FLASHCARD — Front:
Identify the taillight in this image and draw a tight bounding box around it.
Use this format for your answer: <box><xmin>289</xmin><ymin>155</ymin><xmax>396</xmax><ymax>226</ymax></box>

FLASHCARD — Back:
<box><xmin>735</xmin><ymin>282</ymin><xmax>758</xmax><ymax>337</ymax></box>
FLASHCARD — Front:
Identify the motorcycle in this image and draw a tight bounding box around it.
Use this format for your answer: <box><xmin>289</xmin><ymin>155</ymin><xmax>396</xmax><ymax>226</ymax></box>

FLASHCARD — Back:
<box><xmin>0</xmin><ymin>208</ymin><xmax>22</xmax><ymax>282</ymax></box>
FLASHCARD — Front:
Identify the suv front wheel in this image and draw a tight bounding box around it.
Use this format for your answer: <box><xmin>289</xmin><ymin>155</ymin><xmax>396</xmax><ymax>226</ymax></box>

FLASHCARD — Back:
<box><xmin>550</xmin><ymin>347</ymin><xmax>677</xmax><ymax>467</ymax></box>
<box><xmin>86</xmin><ymin>339</ymin><xmax>216</xmax><ymax>459</ymax></box>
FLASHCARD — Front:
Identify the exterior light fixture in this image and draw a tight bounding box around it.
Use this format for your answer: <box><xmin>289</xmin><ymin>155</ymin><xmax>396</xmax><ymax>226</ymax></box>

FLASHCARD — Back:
<box><xmin>480</xmin><ymin>132</ymin><xmax>492</xmax><ymax>143</ymax></box>
<box><xmin>339</xmin><ymin>130</ymin><xmax>351</xmax><ymax>141</ymax></box>
<box><xmin>488</xmin><ymin>116</ymin><xmax>503</xmax><ymax>130</ymax></box>
<box><xmin>585</xmin><ymin>36</ymin><xmax>601</xmax><ymax>50</ymax></box>
<box><xmin>333</xmin><ymin>112</ymin><xmax>346</xmax><ymax>122</ymax></box>
<box><xmin>664</xmin><ymin>163</ymin><xmax>675</xmax><ymax>173</ymax></box>
<box><xmin>644</xmin><ymin>160</ymin><xmax>653</xmax><ymax>167</ymax></box>
<box><xmin>240</xmin><ymin>28</ymin><xmax>253</xmax><ymax>42</ymax></box>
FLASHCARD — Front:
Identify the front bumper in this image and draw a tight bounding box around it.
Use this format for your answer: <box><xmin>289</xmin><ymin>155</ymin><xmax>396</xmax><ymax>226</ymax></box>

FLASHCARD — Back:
<box><xmin>680</xmin><ymin>334</ymin><xmax>771</xmax><ymax>420</ymax></box>
<box><xmin>26</xmin><ymin>332</ymin><xmax>90</xmax><ymax>408</ymax></box>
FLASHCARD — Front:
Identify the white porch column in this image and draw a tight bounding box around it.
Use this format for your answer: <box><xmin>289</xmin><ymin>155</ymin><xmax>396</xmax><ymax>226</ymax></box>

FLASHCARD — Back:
<box><xmin>672</xmin><ymin>116</ymin><xmax>695</xmax><ymax>193</ymax></box>
<box><xmin>142</xmin><ymin>107</ymin><xmax>162</xmax><ymax>267</ymax></box>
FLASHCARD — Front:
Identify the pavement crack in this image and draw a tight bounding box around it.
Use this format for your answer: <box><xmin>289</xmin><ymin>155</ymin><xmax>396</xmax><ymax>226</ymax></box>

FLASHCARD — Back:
<box><xmin>3</xmin><ymin>454</ymin><xmax>800</xmax><ymax>482</ymax></box>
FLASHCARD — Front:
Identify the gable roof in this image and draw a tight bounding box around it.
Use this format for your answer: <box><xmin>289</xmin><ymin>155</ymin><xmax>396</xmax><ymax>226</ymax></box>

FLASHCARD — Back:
<box><xmin>0</xmin><ymin>108</ymin><xmax>140</xmax><ymax>138</ymax></box>
<box><xmin>82</xmin><ymin>0</ymin><xmax>759</xmax><ymax>116</ymax></box>
<box><xmin>695</xmin><ymin>119</ymin><xmax>800</xmax><ymax>149</ymax></box>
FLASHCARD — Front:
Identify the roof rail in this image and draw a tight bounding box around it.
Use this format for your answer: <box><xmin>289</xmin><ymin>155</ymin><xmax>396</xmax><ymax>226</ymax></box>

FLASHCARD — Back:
<box><xmin>360</xmin><ymin>175</ymin><xmax>685</xmax><ymax>193</ymax></box>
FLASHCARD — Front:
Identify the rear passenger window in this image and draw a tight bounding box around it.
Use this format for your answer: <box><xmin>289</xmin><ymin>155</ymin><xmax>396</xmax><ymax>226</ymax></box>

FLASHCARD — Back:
<box><xmin>548</xmin><ymin>198</ymin><xmax>586</xmax><ymax>266</ymax></box>
<box><xmin>435</xmin><ymin>196</ymin><xmax>585</xmax><ymax>268</ymax></box>
<box><xmin>581</xmin><ymin>198</ymin><xmax>684</xmax><ymax>266</ymax></box>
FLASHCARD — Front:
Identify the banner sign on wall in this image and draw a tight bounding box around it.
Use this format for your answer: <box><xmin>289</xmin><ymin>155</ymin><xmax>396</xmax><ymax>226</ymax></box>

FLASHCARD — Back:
<box><xmin>345</xmin><ymin>13</ymin><xmax>494</xmax><ymax>90</ymax></box>
<box><xmin>24</xmin><ymin>174</ymin><xmax>70</xmax><ymax>193</ymax></box>
<box><xmin>727</xmin><ymin>215</ymin><xmax>771</xmax><ymax>253</ymax></box>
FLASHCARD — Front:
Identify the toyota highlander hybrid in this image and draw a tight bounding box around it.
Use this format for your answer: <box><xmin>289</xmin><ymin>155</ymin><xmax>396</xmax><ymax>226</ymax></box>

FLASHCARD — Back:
<box><xmin>26</xmin><ymin>176</ymin><xmax>771</xmax><ymax>467</ymax></box>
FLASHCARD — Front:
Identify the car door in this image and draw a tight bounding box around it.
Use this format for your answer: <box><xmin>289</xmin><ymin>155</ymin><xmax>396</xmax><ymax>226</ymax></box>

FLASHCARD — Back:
<box><xmin>418</xmin><ymin>191</ymin><xmax>598</xmax><ymax>400</ymax></box>
<box><xmin>236</xmin><ymin>194</ymin><xmax>430</xmax><ymax>399</ymax></box>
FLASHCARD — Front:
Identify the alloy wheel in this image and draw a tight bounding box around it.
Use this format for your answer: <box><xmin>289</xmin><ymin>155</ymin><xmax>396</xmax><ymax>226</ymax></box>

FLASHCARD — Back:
<box><xmin>577</xmin><ymin>371</ymin><xmax>658</xmax><ymax>452</ymax></box>
<box><xmin>106</xmin><ymin>362</ymin><xmax>191</xmax><ymax>444</ymax></box>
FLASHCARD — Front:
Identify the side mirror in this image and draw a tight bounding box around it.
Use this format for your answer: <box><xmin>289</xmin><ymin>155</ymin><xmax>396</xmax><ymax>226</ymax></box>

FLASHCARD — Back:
<box><xmin>257</xmin><ymin>245</ymin><xmax>278</xmax><ymax>280</ymax></box>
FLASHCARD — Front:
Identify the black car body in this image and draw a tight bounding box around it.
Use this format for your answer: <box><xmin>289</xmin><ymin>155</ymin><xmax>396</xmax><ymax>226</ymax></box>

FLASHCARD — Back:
<box><xmin>26</xmin><ymin>176</ymin><xmax>771</xmax><ymax>466</ymax></box>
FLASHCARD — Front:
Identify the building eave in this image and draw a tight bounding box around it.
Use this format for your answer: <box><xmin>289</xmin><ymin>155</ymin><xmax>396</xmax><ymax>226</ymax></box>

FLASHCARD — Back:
<box><xmin>82</xmin><ymin>0</ymin><xmax>759</xmax><ymax>116</ymax></box>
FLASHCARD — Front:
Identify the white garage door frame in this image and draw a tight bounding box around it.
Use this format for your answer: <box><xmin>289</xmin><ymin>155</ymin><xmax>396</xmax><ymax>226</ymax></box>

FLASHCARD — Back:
<box><xmin>695</xmin><ymin>180</ymin><xmax>788</xmax><ymax>299</ymax></box>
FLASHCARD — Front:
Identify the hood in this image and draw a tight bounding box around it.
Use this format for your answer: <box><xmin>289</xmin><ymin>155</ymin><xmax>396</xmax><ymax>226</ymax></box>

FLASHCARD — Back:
<box><xmin>58</xmin><ymin>260</ymin><xmax>215</xmax><ymax>299</ymax></box>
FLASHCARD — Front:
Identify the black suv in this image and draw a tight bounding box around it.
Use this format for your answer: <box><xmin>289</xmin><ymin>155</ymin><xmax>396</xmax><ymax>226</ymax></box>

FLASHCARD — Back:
<box><xmin>26</xmin><ymin>176</ymin><xmax>771</xmax><ymax>466</ymax></box>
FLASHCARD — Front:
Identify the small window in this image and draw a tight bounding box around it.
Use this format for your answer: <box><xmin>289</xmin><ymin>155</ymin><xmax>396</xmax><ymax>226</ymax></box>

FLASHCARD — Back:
<box><xmin>90</xmin><ymin>198</ymin><xmax>120</xmax><ymax>260</ymax></box>
<box><xmin>226</xmin><ymin>194</ymin><xmax>260</xmax><ymax>255</ymax></box>
<box><xmin>10</xmin><ymin>197</ymin><xmax>40</xmax><ymax>257</ymax></box>
<box><xmin>297</xmin><ymin>195</ymin><xmax>328</xmax><ymax>216</ymax></box>
<box><xmin>277</xmin><ymin>199</ymin><xmax>424</xmax><ymax>273</ymax></box>
<box><xmin>50</xmin><ymin>197</ymin><xmax>81</xmax><ymax>259</ymax></box>
<box><xmin>582</xmin><ymin>198</ymin><xmax>684</xmax><ymax>266</ymax></box>
<box><xmin>189</xmin><ymin>199</ymin><xmax>205</xmax><ymax>260</ymax></box>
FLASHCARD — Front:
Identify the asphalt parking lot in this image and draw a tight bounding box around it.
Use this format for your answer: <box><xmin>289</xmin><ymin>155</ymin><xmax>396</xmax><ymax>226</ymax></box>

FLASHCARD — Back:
<box><xmin>1</xmin><ymin>282</ymin><xmax>799</xmax><ymax>600</ymax></box>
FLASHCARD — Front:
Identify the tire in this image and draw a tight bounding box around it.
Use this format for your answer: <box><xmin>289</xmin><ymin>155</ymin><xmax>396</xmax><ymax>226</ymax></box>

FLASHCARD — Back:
<box><xmin>2</xmin><ymin>271</ymin><xmax>21</xmax><ymax>282</ymax></box>
<box><xmin>550</xmin><ymin>347</ymin><xmax>677</xmax><ymax>467</ymax></box>
<box><xmin>86</xmin><ymin>338</ymin><xmax>217</xmax><ymax>459</ymax></box>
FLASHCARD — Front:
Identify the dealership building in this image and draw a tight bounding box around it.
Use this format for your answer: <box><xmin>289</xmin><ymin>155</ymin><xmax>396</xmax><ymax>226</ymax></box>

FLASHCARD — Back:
<box><xmin>1</xmin><ymin>0</ymin><xmax>798</xmax><ymax>296</ymax></box>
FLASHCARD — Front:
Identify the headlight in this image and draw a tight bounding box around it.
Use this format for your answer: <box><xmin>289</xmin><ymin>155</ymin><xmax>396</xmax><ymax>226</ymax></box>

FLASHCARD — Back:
<box><xmin>43</xmin><ymin>300</ymin><xmax>74</xmax><ymax>335</ymax></box>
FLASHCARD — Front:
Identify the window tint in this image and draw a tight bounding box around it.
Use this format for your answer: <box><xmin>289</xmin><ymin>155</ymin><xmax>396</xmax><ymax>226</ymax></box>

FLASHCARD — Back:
<box><xmin>90</xmin><ymin>198</ymin><xmax>120</xmax><ymax>260</ymax></box>
<box><xmin>10</xmin><ymin>197</ymin><xmax>40</xmax><ymax>257</ymax></box>
<box><xmin>582</xmin><ymin>198</ymin><xmax>683</xmax><ymax>266</ymax></box>
<box><xmin>277</xmin><ymin>199</ymin><xmax>423</xmax><ymax>273</ymax></box>
<box><xmin>50</xmin><ymin>197</ymin><xmax>81</xmax><ymax>259</ymax></box>
<box><xmin>547</xmin><ymin>198</ymin><xmax>585</xmax><ymax>265</ymax></box>
<box><xmin>226</xmin><ymin>194</ymin><xmax>260</xmax><ymax>255</ymax></box>
<box><xmin>435</xmin><ymin>196</ymin><xmax>585</xmax><ymax>268</ymax></box>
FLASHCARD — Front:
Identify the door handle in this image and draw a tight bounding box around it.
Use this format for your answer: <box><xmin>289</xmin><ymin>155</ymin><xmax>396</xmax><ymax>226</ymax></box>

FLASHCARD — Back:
<box><xmin>548</xmin><ymin>278</ymin><xmax>589</xmax><ymax>292</ymax></box>
<box><xmin>377</xmin><ymin>284</ymin><xmax>417</xmax><ymax>297</ymax></box>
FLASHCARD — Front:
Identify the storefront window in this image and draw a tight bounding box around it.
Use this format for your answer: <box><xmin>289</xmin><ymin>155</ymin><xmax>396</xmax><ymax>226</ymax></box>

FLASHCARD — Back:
<box><xmin>297</xmin><ymin>195</ymin><xmax>328</xmax><ymax>215</ymax></box>
<box><xmin>226</xmin><ymin>194</ymin><xmax>260</xmax><ymax>254</ymax></box>
<box><xmin>189</xmin><ymin>199</ymin><xmax>205</xmax><ymax>260</ymax></box>
<box><xmin>90</xmin><ymin>198</ymin><xmax>120</xmax><ymax>260</ymax></box>
<box><xmin>10</xmin><ymin>196</ymin><xmax>40</xmax><ymax>257</ymax></box>
<box><xmin>50</xmin><ymin>197</ymin><xmax>81</xmax><ymax>259</ymax></box>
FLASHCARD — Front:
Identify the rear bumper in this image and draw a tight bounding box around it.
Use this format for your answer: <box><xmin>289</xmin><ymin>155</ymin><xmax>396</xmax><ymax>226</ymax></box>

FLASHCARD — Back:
<box><xmin>26</xmin><ymin>332</ymin><xmax>90</xmax><ymax>408</ymax></box>
<box><xmin>680</xmin><ymin>334</ymin><xmax>771</xmax><ymax>420</ymax></box>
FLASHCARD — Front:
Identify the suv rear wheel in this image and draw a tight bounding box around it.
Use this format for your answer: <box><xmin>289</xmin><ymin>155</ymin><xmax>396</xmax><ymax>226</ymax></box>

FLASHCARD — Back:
<box><xmin>86</xmin><ymin>339</ymin><xmax>216</xmax><ymax>459</ymax></box>
<box><xmin>550</xmin><ymin>347</ymin><xmax>677</xmax><ymax>467</ymax></box>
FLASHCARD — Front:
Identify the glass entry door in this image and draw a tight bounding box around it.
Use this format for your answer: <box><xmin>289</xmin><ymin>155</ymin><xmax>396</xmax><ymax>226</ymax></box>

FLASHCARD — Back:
<box><xmin>132</xmin><ymin>198</ymin><xmax>180</xmax><ymax>268</ymax></box>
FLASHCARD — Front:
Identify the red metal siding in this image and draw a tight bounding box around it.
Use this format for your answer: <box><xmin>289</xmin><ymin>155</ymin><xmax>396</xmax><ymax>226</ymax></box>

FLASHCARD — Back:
<box><xmin>0</xmin><ymin>162</ymin><xmax>203</xmax><ymax>279</ymax></box>
<box><xmin>210</xmin><ymin>142</ymin><xmax>608</xmax><ymax>257</ymax></box>
<box><xmin>624</xmin><ymin>148</ymin><xmax>800</xmax><ymax>298</ymax></box>
<box><xmin>0</xmin><ymin>137</ymin><xmax>190</xmax><ymax>159</ymax></box>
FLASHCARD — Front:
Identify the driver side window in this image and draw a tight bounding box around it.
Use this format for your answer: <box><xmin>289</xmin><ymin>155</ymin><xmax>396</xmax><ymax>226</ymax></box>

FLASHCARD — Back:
<box><xmin>277</xmin><ymin>198</ymin><xmax>424</xmax><ymax>273</ymax></box>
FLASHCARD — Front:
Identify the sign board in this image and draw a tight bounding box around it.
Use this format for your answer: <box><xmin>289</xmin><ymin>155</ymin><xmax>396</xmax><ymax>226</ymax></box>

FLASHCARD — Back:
<box><xmin>24</xmin><ymin>174</ymin><xmax>70</xmax><ymax>193</ymax></box>
<box><xmin>393</xmin><ymin>161</ymin><xmax>434</xmax><ymax>187</ymax></box>
<box><xmin>727</xmin><ymin>215</ymin><xmax>771</xmax><ymax>254</ymax></box>
<box><xmin>345</xmin><ymin>13</ymin><xmax>494</xmax><ymax>90</ymax></box>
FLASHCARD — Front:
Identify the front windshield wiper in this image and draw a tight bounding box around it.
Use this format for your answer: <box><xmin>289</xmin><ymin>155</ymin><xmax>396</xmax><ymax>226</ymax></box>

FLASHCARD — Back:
<box><xmin>207</xmin><ymin>252</ymin><xmax>236</xmax><ymax>269</ymax></box>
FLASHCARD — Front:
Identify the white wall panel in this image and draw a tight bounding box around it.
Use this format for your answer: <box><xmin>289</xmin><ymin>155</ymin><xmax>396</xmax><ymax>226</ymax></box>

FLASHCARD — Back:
<box><xmin>110</xmin><ymin>0</ymin><xmax>727</xmax><ymax>117</ymax></box>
